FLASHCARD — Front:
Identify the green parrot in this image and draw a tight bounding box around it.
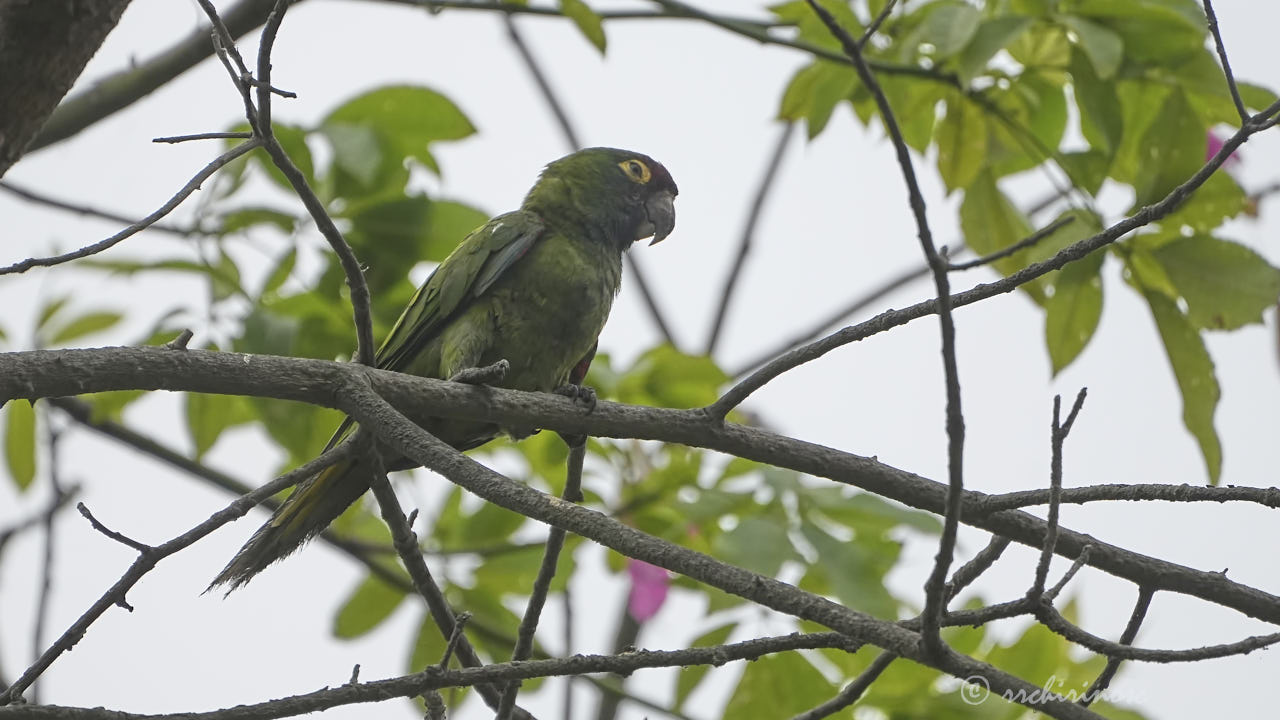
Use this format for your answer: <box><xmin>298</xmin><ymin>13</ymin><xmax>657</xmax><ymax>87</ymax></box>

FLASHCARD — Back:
<box><xmin>211</xmin><ymin>147</ymin><xmax>677</xmax><ymax>590</ymax></box>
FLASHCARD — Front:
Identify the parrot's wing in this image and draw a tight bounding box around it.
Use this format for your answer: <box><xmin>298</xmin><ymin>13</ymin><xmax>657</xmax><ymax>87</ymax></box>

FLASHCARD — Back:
<box><xmin>374</xmin><ymin>210</ymin><xmax>544</xmax><ymax>372</ymax></box>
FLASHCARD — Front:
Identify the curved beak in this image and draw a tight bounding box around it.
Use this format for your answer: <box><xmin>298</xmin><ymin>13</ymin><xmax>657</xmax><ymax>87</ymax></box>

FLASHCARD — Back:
<box><xmin>643</xmin><ymin>190</ymin><xmax>677</xmax><ymax>246</ymax></box>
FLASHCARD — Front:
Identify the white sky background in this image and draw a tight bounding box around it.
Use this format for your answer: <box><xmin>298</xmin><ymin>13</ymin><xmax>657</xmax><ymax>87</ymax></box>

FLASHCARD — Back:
<box><xmin>2</xmin><ymin>1</ymin><xmax>1279</xmax><ymax>718</ymax></box>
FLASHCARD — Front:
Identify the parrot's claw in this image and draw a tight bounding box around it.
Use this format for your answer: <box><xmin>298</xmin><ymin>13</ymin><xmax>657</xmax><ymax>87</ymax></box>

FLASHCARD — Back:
<box><xmin>450</xmin><ymin>359</ymin><xmax>509</xmax><ymax>385</ymax></box>
<box><xmin>554</xmin><ymin>384</ymin><xmax>597</xmax><ymax>413</ymax></box>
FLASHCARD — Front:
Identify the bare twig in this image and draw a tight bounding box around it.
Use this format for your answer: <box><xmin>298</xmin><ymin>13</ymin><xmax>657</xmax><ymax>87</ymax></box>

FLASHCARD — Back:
<box><xmin>945</xmin><ymin>535</ymin><xmax>1012</xmax><ymax>603</ymax></box>
<box><xmin>1043</xmin><ymin>546</ymin><xmax>1091</xmax><ymax>602</ymax></box>
<box><xmin>859</xmin><ymin>0</ymin><xmax>897</xmax><ymax>47</ymax></box>
<box><xmin>29</xmin><ymin>419</ymin><xmax>64</xmax><ymax>704</ymax></box>
<box><xmin>0</xmin><ymin>439</ymin><xmax>356</xmax><ymax>704</ymax></box>
<box><xmin>0</xmin><ymin>182</ymin><xmax>197</xmax><ymax>237</ymax></box>
<box><xmin>365</xmin><ymin>451</ymin><xmax>533</xmax><ymax>719</ymax></box>
<box><xmin>0</xmin><ymin>141</ymin><xmax>259</xmax><ymax>275</ymax></box>
<box><xmin>947</xmin><ymin>215</ymin><xmax>1075</xmax><ymax>272</ymax></box>
<box><xmin>1035</xmin><ymin>601</ymin><xmax>1280</xmax><ymax>662</ymax></box>
<box><xmin>1030</xmin><ymin>389</ymin><xmax>1087</xmax><ymax>600</ymax></box>
<box><xmin>439</xmin><ymin>612</ymin><xmax>472</xmax><ymax>669</ymax></box>
<box><xmin>76</xmin><ymin>503</ymin><xmax>150</xmax><ymax>554</ymax></box>
<box><xmin>977</xmin><ymin>482</ymin><xmax>1280</xmax><ymax>513</ymax></box>
<box><xmin>1080</xmin><ymin>587</ymin><xmax>1154</xmax><ymax>706</ymax></box>
<box><xmin>497</xmin><ymin>442</ymin><xmax>586</xmax><ymax>719</ymax></box>
<box><xmin>791</xmin><ymin>650</ymin><xmax>897</xmax><ymax>720</ymax></box>
<box><xmin>705</xmin><ymin>123</ymin><xmax>794</xmax><ymax>355</ymax></box>
<box><xmin>152</xmin><ymin>131</ymin><xmax>254</xmax><ymax>144</ymax></box>
<box><xmin>1201</xmin><ymin>0</ymin><xmax>1249</xmax><ymax>124</ymax></box>
<box><xmin>801</xmin><ymin>0</ymin><xmax>966</xmax><ymax>658</ymax></box>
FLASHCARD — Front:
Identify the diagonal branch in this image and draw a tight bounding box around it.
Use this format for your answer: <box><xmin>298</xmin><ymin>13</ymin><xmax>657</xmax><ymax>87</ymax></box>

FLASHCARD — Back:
<box><xmin>0</xmin><ymin>140</ymin><xmax>260</xmax><ymax>275</ymax></box>
<box><xmin>0</xmin><ymin>439</ymin><xmax>356</xmax><ymax>705</ymax></box>
<box><xmin>708</xmin><ymin>94</ymin><xmax>1280</xmax><ymax>418</ymax></box>
<box><xmin>6</xmin><ymin>346</ymin><xmax>1280</xmax><ymax>627</ymax></box>
<box><xmin>705</xmin><ymin>122</ymin><xmax>794</xmax><ymax>355</ymax></box>
<box><xmin>1080</xmin><ymin>587</ymin><xmax>1154</xmax><ymax>706</ymax></box>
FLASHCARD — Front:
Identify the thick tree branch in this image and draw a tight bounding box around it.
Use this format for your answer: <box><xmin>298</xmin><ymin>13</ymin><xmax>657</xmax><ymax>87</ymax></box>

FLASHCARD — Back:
<box><xmin>3</xmin><ymin>346</ymin><xmax>1279</xmax><ymax>627</ymax></box>
<box><xmin>0</xmin><ymin>0</ymin><xmax>132</xmax><ymax>177</ymax></box>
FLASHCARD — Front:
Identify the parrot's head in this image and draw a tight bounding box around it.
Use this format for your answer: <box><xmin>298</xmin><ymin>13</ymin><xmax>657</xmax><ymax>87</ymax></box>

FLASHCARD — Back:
<box><xmin>524</xmin><ymin>147</ymin><xmax>678</xmax><ymax>250</ymax></box>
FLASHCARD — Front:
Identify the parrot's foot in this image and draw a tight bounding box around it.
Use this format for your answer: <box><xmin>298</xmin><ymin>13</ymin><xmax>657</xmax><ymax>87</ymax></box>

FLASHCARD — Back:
<box><xmin>554</xmin><ymin>384</ymin><xmax>597</xmax><ymax>413</ymax></box>
<box><xmin>450</xmin><ymin>359</ymin><xmax>509</xmax><ymax>385</ymax></box>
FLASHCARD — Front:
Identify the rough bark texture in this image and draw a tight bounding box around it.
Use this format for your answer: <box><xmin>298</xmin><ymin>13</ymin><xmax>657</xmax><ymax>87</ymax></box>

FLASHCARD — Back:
<box><xmin>0</xmin><ymin>0</ymin><xmax>132</xmax><ymax>177</ymax></box>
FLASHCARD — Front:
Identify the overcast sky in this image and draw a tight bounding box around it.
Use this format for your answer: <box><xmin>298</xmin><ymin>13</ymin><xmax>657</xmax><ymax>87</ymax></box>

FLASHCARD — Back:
<box><xmin>2</xmin><ymin>1</ymin><xmax>1279</xmax><ymax>718</ymax></box>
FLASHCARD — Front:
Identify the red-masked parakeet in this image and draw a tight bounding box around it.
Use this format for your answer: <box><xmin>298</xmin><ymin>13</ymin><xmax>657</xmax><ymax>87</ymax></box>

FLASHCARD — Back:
<box><xmin>211</xmin><ymin>147</ymin><xmax>677</xmax><ymax>590</ymax></box>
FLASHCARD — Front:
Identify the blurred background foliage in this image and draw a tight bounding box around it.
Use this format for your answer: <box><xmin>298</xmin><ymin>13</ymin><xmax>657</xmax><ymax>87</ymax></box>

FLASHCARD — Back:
<box><xmin>6</xmin><ymin>0</ymin><xmax>1280</xmax><ymax>717</ymax></box>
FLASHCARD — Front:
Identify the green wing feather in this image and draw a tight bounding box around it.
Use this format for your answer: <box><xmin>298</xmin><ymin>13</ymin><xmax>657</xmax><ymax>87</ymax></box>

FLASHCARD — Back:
<box><xmin>376</xmin><ymin>210</ymin><xmax>544</xmax><ymax>372</ymax></box>
<box><xmin>209</xmin><ymin>210</ymin><xmax>545</xmax><ymax>591</ymax></box>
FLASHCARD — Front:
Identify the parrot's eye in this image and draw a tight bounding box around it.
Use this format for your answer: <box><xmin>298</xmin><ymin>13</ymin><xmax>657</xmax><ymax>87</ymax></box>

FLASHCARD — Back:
<box><xmin>619</xmin><ymin>159</ymin><xmax>651</xmax><ymax>184</ymax></box>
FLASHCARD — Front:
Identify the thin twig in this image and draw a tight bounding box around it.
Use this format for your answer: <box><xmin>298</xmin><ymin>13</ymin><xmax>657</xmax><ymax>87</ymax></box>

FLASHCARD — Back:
<box><xmin>0</xmin><ymin>439</ymin><xmax>356</xmax><ymax>704</ymax></box>
<box><xmin>497</xmin><ymin>442</ymin><xmax>586</xmax><ymax>719</ymax></box>
<box><xmin>503</xmin><ymin>15</ymin><xmax>581</xmax><ymax>150</ymax></box>
<box><xmin>1202</xmin><ymin>0</ymin><xmax>1249</xmax><ymax>124</ymax></box>
<box><xmin>152</xmin><ymin>131</ymin><xmax>254</xmax><ymax>144</ymax></box>
<box><xmin>1035</xmin><ymin>601</ymin><xmax>1280</xmax><ymax>662</ymax></box>
<box><xmin>29</xmin><ymin>419</ymin><xmax>64</xmax><ymax>704</ymax></box>
<box><xmin>859</xmin><ymin>0</ymin><xmax>897</xmax><ymax>47</ymax></box>
<box><xmin>801</xmin><ymin>0</ymin><xmax>967</xmax><ymax>658</ymax></box>
<box><xmin>0</xmin><ymin>141</ymin><xmax>259</xmax><ymax>275</ymax></box>
<box><xmin>1080</xmin><ymin>587</ymin><xmax>1154</xmax><ymax>706</ymax></box>
<box><xmin>705</xmin><ymin>123</ymin><xmax>794</xmax><ymax>355</ymax></box>
<box><xmin>791</xmin><ymin>651</ymin><xmax>897</xmax><ymax>720</ymax></box>
<box><xmin>1044</xmin><ymin>546</ymin><xmax>1091</xmax><ymax>602</ymax></box>
<box><xmin>976</xmin><ymin>482</ymin><xmax>1280</xmax><ymax>513</ymax></box>
<box><xmin>365</xmin><ymin>450</ymin><xmax>533</xmax><ymax>720</ymax></box>
<box><xmin>439</xmin><ymin>612</ymin><xmax>472</xmax><ymax>669</ymax></box>
<box><xmin>945</xmin><ymin>535</ymin><xmax>1012</xmax><ymax>603</ymax></box>
<box><xmin>1031</xmin><ymin>389</ymin><xmax>1087</xmax><ymax>600</ymax></box>
<box><xmin>947</xmin><ymin>215</ymin><xmax>1075</xmax><ymax>272</ymax></box>
<box><xmin>0</xmin><ymin>182</ymin><xmax>197</xmax><ymax>237</ymax></box>
<box><xmin>76</xmin><ymin>503</ymin><xmax>150</xmax><ymax>554</ymax></box>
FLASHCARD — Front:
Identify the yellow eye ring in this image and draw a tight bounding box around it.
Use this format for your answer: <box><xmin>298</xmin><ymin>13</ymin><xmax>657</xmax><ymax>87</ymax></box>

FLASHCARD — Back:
<box><xmin>619</xmin><ymin>159</ymin><xmax>651</xmax><ymax>184</ymax></box>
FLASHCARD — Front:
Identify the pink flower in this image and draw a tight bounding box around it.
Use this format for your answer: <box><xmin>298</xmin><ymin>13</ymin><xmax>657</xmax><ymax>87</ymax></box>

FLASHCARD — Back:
<box><xmin>1206</xmin><ymin>130</ymin><xmax>1242</xmax><ymax>168</ymax></box>
<box><xmin>626</xmin><ymin>559</ymin><xmax>670</xmax><ymax>622</ymax></box>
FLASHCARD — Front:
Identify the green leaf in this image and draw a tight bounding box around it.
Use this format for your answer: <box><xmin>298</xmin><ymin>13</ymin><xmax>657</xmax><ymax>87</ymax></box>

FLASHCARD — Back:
<box><xmin>423</xmin><ymin>200</ymin><xmax>488</xmax><ymax>262</ymax></box>
<box><xmin>37</xmin><ymin>295</ymin><xmax>71</xmax><ymax>330</ymax></box>
<box><xmin>1045</xmin><ymin>246</ymin><xmax>1105</xmax><ymax>374</ymax></box>
<box><xmin>1062</xmin><ymin>15</ymin><xmax>1123</xmax><ymax>79</ymax></box>
<box><xmin>457</xmin><ymin>501</ymin><xmax>527</xmax><ymax>547</ymax></box>
<box><xmin>186</xmin><ymin>392</ymin><xmax>255</xmax><ymax>460</ymax></box>
<box><xmin>333</xmin><ymin>573</ymin><xmax>408</xmax><ymax>639</ymax></box>
<box><xmin>1160</xmin><ymin>171</ymin><xmax>1246</xmax><ymax>233</ymax></box>
<box><xmin>409</xmin><ymin>612</ymin><xmax>448</xmax><ymax>670</ymax></box>
<box><xmin>211</xmin><ymin>248</ymin><xmax>243</xmax><ymax>302</ymax></box>
<box><xmin>322</xmin><ymin>121</ymin><xmax>399</xmax><ymax>196</ymax></box>
<box><xmin>1132</xmin><ymin>89</ymin><xmax>1204</xmax><ymax>208</ymax></box>
<box><xmin>936</xmin><ymin>94</ymin><xmax>988</xmax><ymax>192</ymax></box>
<box><xmin>1152</xmin><ymin>235</ymin><xmax>1280</xmax><ymax>331</ymax></box>
<box><xmin>1070</xmin><ymin>0</ymin><xmax>1205</xmax><ymax>63</ymax></box>
<box><xmin>1143</xmin><ymin>291</ymin><xmax>1222</xmax><ymax>483</ymax></box>
<box><xmin>616</xmin><ymin>345</ymin><xmax>729</xmax><ymax>409</ymax></box>
<box><xmin>954</xmin><ymin>16</ymin><xmax>1034</xmax><ymax>85</ymax></box>
<box><xmin>1009</xmin><ymin>22</ymin><xmax>1069</xmax><ymax>68</ymax></box>
<box><xmin>218</xmin><ymin>207</ymin><xmax>297</xmax><ymax>235</ymax></box>
<box><xmin>711</xmin><ymin>516</ymin><xmax>797</xmax><ymax>577</ymax></box>
<box><xmin>46</xmin><ymin>311</ymin><xmax>123</xmax><ymax>346</ymax></box>
<box><xmin>1239</xmin><ymin>82</ymin><xmax>1279</xmax><ymax>114</ymax></box>
<box><xmin>323</xmin><ymin>85</ymin><xmax>476</xmax><ymax>175</ymax></box>
<box><xmin>1070</xmin><ymin>48</ymin><xmax>1122</xmax><ymax>155</ymax></box>
<box><xmin>260</xmin><ymin>247</ymin><xmax>298</xmax><ymax>298</ymax></box>
<box><xmin>800</xmin><ymin>524</ymin><xmax>900</xmax><ymax>617</ymax></box>
<box><xmin>779</xmin><ymin>61</ymin><xmax>857</xmax><ymax>139</ymax></box>
<box><xmin>560</xmin><ymin>0</ymin><xmax>606</xmax><ymax>53</ymax></box>
<box><xmin>918</xmin><ymin>2</ymin><xmax>982</xmax><ymax>58</ymax></box>
<box><xmin>4</xmin><ymin>401</ymin><xmax>36</xmax><ymax>491</ymax></box>
<box><xmin>1058</xmin><ymin>149</ymin><xmax>1110</xmax><ymax>195</ymax></box>
<box><xmin>674</xmin><ymin>622</ymin><xmax>736</xmax><ymax>710</ymax></box>
<box><xmin>723</xmin><ymin>651</ymin><xmax>833</xmax><ymax>718</ymax></box>
<box><xmin>959</xmin><ymin>171</ymin><xmax>1045</xmax><ymax>302</ymax></box>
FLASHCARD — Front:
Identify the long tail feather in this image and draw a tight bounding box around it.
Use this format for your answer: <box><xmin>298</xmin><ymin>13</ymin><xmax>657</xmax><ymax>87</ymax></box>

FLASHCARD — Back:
<box><xmin>208</xmin><ymin>456</ymin><xmax>371</xmax><ymax>592</ymax></box>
